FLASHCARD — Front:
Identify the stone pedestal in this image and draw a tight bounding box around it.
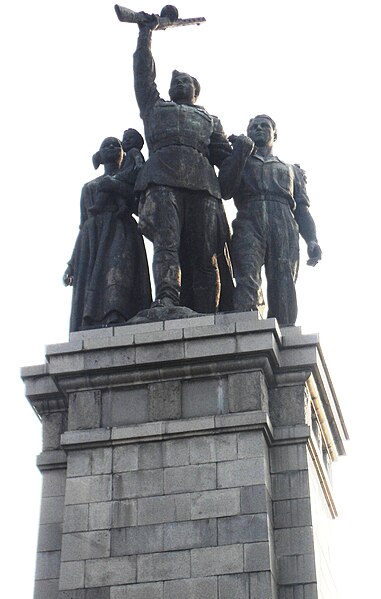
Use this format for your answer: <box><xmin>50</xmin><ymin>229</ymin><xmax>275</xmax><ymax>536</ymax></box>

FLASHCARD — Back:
<box><xmin>22</xmin><ymin>312</ymin><xmax>348</xmax><ymax>599</ymax></box>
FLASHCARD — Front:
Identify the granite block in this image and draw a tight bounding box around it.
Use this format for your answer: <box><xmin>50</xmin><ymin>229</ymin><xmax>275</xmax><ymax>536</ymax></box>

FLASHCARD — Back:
<box><xmin>243</xmin><ymin>542</ymin><xmax>271</xmax><ymax>572</ymax></box>
<box><xmin>137</xmin><ymin>550</ymin><xmax>190</xmax><ymax>582</ymax></box>
<box><xmin>37</xmin><ymin>522</ymin><xmax>63</xmax><ymax>552</ymax></box>
<box><xmin>65</xmin><ymin>475</ymin><xmax>112</xmax><ymax>505</ymax></box>
<box><xmin>163</xmin><ymin>438</ymin><xmax>190</xmax><ymax>467</ymax></box>
<box><xmin>35</xmin><ymin>550</ymin><xmax>61</xmax><ymax>580</ymax></box>
<box><xmin>218</xmin><ymin>514</ymin><xmax>269</xmax><ymax>545</ymax></box>
<box><xmin>111</xmin><ymin>523</ymin><xmax>163</xmax><ymax>556</ymax></box>
<box><xmin>182</xmin><ymin>377</ymin><xmax>228</xmax><ymax>417</ymax></box>
<box><xmin>163</xmin><ymin>518</ymin><xmax>217</xmax><ymax>551</ymax></box>
<box><xmin>111</xmin><ymin>582</ymin><xmax>163</xmax><ymax>599</ymax></box>
<box><xmin>112</xmin><ymin>499</ymin><xmax>138</xmax><ymax>528</ymax></box>
<box><xmin>138</xmin><ymin>493</ymin><xmax>191</xmax><ymax>526</ymax></box>
<box><xmin>228</xmin><ymin>372</ymin><xmax>268</xmax><ymax>413</ymax></box>
<box><xmin>164</xmin><ymin>463</ymin><xmax>216</xmax><ymax>494</ymax></box>
<box><xmin>40</xmin><ymin>495</ymin><xmax>65</xmax><ymax>525</ymax></box>
<box><xmin>89</xmin><ymin>502</ymin><xmax>113</xmax><ymax>530</ymax></box>
<box><xmin>217</xmin><ymin>458</ymin><xmax>266</xmax><ymax>489</ymax></box>
<box><xmin>164</xmin><ymin>576</ymin><xmax>217</xmax><ymax>598</ymax></box>
<box><xmin>63</xmin><ymin>504</ymin><xmax>89</xmax><ymax>533</ymax></box>
<box><xmin>35</xmin><ymin>579</ymin><xmax>59</xmax><ymax>599</ymax></box>
<box><xmin>61</xmin><ymin>531</ymin><xmax>110</xmax><ymax>561</ymax></box>
<box><xmin>85</xmin><ymin>556</ymin><xmax>136</xmax><ymax>587</ymax></box>
<box><xmin>191</xmin><ymin>544</ymin><xmax>243</xmax><ymax>577</ymax></box>
<box><xmin>219</xmin><ymin>573</ymin><xmax>250</xmax><ymax>599</ymax></box>
<box><xmin>191</xmin><ymin>488</ymin><xmax>240</xmax><ymax>520</ymax></box>
<box><xmin>59</xmin><ymin>560</ymin><xmax>85</xmax><ymax>590</ymax></box>
<box><xmin>148</xmin><ymin>381</ymin><xmax>181</xmax><ymax>421</ymax></box>
<box><xmin>113</xmin><ymin>470</ymin><xmax>163</xmax><ymax>499</ymax></box>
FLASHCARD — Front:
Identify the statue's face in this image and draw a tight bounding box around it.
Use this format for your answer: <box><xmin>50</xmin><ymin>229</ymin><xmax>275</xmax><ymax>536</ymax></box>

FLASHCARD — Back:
<box><xmin>169</xmin><ymin>73</ymin><xmax>196</xmax><ymax>104</ymax></box>
<box><xmin>248</xmin><ymin>117</ymin><xmax>275</xmax><ymax>148</ymax></box>
<box><xmin>100</xmin><ymin>138</ymin><xmax>123</xmax><ymax>164</ymax></box>
<box><xmin>122</xmin><ymin>131</ymin><xmax>139</xmax><ymax>152</ymax></box>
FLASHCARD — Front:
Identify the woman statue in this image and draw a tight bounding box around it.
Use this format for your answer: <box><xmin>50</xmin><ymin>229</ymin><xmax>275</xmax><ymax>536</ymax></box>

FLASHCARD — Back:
<box><xmin>63</xmin><ymin>135</ymin><xmax>152</xmax><ymax>331</ymax></box>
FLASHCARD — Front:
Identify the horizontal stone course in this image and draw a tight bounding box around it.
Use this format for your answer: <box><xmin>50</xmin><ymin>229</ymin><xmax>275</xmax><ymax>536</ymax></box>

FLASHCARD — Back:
<box><xmin>111</xmin><ymin>582</ymin><xmax>163</xmax><ymax>599</ymax></box>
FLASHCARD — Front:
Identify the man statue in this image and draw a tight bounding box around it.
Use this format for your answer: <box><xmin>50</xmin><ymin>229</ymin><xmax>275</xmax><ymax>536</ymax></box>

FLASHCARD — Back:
<box><xmin>219</xmin><ymin>115</ymin><xmax>322</xmax><ymax>326</ymax></box>
<box><xmin>133</xmin><ymin>17</ymin><xmax>233</xmax><ymax>313</ymax></box>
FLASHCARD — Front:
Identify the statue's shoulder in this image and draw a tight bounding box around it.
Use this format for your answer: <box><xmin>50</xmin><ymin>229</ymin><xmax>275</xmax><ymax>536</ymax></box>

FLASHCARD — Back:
<box><xmin>292</xmin><ymin>163</ymin><xmax>308</xmax><ymax>184</ymax></box>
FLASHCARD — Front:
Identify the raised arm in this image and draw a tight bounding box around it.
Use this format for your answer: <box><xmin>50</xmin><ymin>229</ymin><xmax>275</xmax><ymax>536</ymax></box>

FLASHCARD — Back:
<box><xmin>133</xmin><ymin>24</ymin><xmax>160</xmax><ymax>118</ymax></box>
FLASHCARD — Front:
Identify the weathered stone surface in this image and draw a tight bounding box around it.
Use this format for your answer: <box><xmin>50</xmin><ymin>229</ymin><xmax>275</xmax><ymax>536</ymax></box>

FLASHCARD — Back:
<box><xmin>240</xmin><ymin>485</ymin><xmax>271</xmax><ymax>515</ymax></box>
<box><xmin>63</xmin><ymin>504</ymin><xmax>89</xmax><ymax>533</ymax></box>
<box><xmin>25</xmin><ymin>312</ymin><xmax>346</xmax><ymax>599</ymax></box>
<box><xmin>102</xmin><ymin>388</ymin><xmax>149</xmax><ymax>428</ymax></box>
<box><xmin>35</xmin><ymin>550</ymin><xmax>61</xmax><ymax>580</ymax></box>
<box><xmin>61</xmin><ymin>531</ymin><xmax>110</xmax><ymax>561</ymax></box>
<box><xmin>191</xmin><ymin>488</ymin><xmax>240</xmax><ymax>520</ymax></box>
<box><xmin>244</xmin><ymin>541</ymin><xmax>271</xmax><ymax>572</ymax></box>
<box><xmin>219</xmin><ymin>573</ymin><xmax>250</xmax><ymax>599</ymax></box>
<box><xmin>218</xmin><ymin>514</ymin><xmax>269</xmax><ymax>545</ymax></box>
<box><xmin>228</xmin><ymin>371</ymin><xmax>268</xmax><ymax>413</ymax></box>
<box><xmin>59</xmin><ymin>560</ymin><xmax>85</xmax><ymax>590</ymax></box>
<box><xmin>113</xmin><ymin>470</ymin><xmax>163</xmax><ymax>499</ymax></box>
<box><xmin>111</xmin><ymin>582</ymin><xmax>163</xmax><ymax>599</ymax></box>
<box><xmin>217</xmin><ymin>457</ymin><xmax>266</xmax><ymax>489</ymax></box>
<box><xmin>182</xmin><ymin>378</ymin><xmax>228</xmax><ymax>418</ymax></box>
<box><xmin>164</xmin><ymin>463</ymin><xmax>216</xmax><ymax>494</ymax></box>
<box><xmin>191</xmin><ymin>544</ymin><xmax>244</xmax><ymax>577</ymax></box>
<box><xmin>112</xmin><ymin>499</ymin><xmax>138</xmax><ymax>528</ymax></box>
<box><xmin>68</xmin><ymin>391</ymin><xmax>102</xmax><ymax>430</ymax></box>
<box><xmin>34</xmin><ymin>579</ymin><xmax>60</xmax><ymax>599</ymax></box>
<box><xmin>164</xmin><ymin>576</ymin><xmax>217</xmax><ymax>599</ymax></box>
<box><xmin>270</xmin><ymin>385</ymin><xmax>307</xmax><ymax>427</ymax></box>
<box><xmin>190</xmin><ymin>433</ymin><xmax>237</xmax><ymax>464</ymax></box>
<box><xmin>273</xmin><ymin>498</ymin><xmax>312</xmax><ymax>529</ymax></box>
<box><xmin>89</xmin><ymin>502</ymin><xmax>113</xmax><ymax>530</ymax></box>
<box><xmin>37</xmin><ymin>522</ymin><xmax>63</xmax><ymax>552</ymax></box>
<box><xmin>137</xmin><ymin>551</ymin><xmax>190</xmax><ymax>582</ymax></box>
<box><xmin>138</xmin><ymin>493</ymin><xmax>191</xmax><ymax>526</ymax></box>
<box><xmin>112</xmin><ymin>523</ymin><xmax>163</xmax><ymax>556</ymax></box>
<box><xmin>163</xmin><ymin>518</ymin><xmax>217</xmax><ymax>551</ymax></box>
<box><xmin>148</xmin><ymin>381</ymin><xmax>181</xmax><ymax>421</ymax></box>
<box><xmin>85</xmin><ymin>556</ymin><xmax>136</xmax><ymax>587</ymax></box>
<box><xmin>65</xmin><ymin>475</ymin><xmax>112</xmax><ymax>505</ymax></box>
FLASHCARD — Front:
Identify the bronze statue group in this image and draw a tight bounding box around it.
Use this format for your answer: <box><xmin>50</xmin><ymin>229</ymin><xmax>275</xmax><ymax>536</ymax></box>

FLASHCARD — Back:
<box><xmin>64</xmin><ymin>17</ymin><xmax>322</xmax><ymax>332</ymax></box>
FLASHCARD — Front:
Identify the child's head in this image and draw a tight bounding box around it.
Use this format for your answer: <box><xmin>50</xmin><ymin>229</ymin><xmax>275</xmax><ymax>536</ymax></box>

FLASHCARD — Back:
<box><xmin>122</xmin><ymin>129</ymin><xmax>144</xmax><ymax>153</ymax></box>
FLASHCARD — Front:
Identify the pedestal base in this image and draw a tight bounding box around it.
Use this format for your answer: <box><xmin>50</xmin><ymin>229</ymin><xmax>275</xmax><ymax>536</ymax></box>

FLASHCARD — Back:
<box><xmin>22</xmin><ymin>312</ymin><xmax>347</xmax><ymax>599</ymax></box>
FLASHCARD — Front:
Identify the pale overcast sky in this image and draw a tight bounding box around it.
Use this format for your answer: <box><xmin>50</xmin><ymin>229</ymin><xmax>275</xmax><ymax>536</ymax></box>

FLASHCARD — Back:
<box><xmin>1</xmin><ymin>1</ymin><xmax>380</xmax><ymax>596</ymax></box>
